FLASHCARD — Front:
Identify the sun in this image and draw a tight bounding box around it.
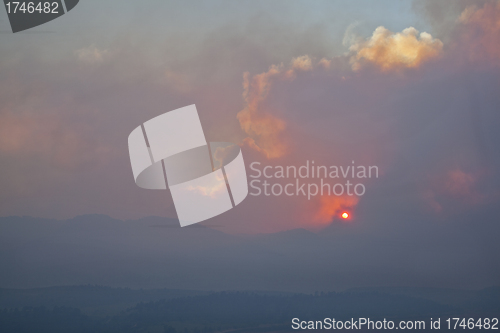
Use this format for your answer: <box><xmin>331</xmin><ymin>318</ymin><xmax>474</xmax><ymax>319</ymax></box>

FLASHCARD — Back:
<box><xmin>341</xmin><ymin>212</ymin><xmax>349</xmax><ymax>219</ymax></box>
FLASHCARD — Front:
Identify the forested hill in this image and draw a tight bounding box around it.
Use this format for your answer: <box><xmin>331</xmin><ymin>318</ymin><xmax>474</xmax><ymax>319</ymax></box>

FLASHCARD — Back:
<box><xmin>1</xmin><ymin>287</ymin><xmax>499</xmax><ymax>333</ymax></box>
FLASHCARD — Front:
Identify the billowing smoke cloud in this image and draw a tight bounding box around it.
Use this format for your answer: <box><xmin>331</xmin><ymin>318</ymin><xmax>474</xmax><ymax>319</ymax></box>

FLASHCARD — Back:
<box><xmin>237</xmin><ymin>24</ymin><xmax>445</xmax><ymax>159</ymax></box>
<box><xmin>237</xmin><ymin>56</ymin><xmax>316</xmax><ymax>159</ymax></box>
<box><xmin>424</xmin><ymin>169</ymin><xmax>489</xmax><ymax>214</ymax></box>
<box><xmin>349</xmin><ymin>26</ymin><xmax>443</xmax><ymax>71</ymax></box>
<box><xmin>446</xmin><ymin>170</ymin><xmax>477</xmax><ymax>198</ymax></box>
<box><xmin>235</xmin><ymin>24</ymin><xmax>446</xmax><ymax>228</ymax></box>
<box><xmin>75</xmin><ymin>45</ymin><xmax>110</xmax><ymax>64</ymax></box>
<box><xmin>0</xmin><ymin>111</ymin><xmax>109</xmax><ymax>169</ymax></box>
<box><xmin>238</xmin><ymin>67</ymin><xmax>286</xmax><ymax>159</ymax></box>
<box><xmin>1</xmin><ymin>0</ymin><xmax>499</xmax><ymax>234</ymax></box>
<box><xmin>457</xmin><ymin>1</ymin><xmax>500</xmax><ymax>62</ymax></box>
<box><xmin>232</xmin><ymin>7</ymin><xmax>500</xmax><ymax>231</ymax></box>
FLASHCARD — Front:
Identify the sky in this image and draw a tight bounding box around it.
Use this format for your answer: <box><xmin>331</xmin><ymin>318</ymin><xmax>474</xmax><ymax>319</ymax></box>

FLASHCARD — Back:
<box><xmin>0</xmin><ymin>0</ymin><xmax>499</xmax><ymax>235</ymax></box>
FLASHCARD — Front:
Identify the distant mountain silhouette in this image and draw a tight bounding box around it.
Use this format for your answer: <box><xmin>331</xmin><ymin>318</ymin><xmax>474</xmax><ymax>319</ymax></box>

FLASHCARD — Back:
<box><xmin>0</xmin><ymin>214</ymin><xmax>499</xmax><ymax>291</ymax></box>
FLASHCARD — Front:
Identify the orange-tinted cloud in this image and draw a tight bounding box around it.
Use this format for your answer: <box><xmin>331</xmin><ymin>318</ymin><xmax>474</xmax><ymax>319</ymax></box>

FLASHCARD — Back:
<box><xmin>424</xmin><ymin>169</ymin><xmax>486</xmax><ymax>213</ymax></box>
<box><xmin>164</xmin><ymin>70</ymin><xmax>192</xmax><ymax>93</ymax></box>
<box><xmin>445</xmin><ymin>169</ymin><xmax>476</xmax><ymax>197</ymax></box>
<box><xmin>312</xmin><ymin>195</ymin><xmax>359</xmax><ymax>226</ymax></box>
<box><xmin>75</xmin><ymin>45</ymin><xmax>110</xmax><ymax>64</ymax></box>
<box><xmin>457</xmin><ymin>1</ymin><xmax>500</xmax><ymax>62</ymax></box>
<box><xmin>318</xmin><ymin>57</ymin><xmax>332</xmax><ymax>69</ymax></box>
<box><xmin>237</xmin><ymin>56</ymin><xmax>315</xmax><ymax>159</ymax></box>
<box><xmin>0</xmin><ymin>112</ymin><xmax>38</xmax><ymax>153</ymax></box>
<box><xmin>237</xmin><ymin>24</ymin><xmax>446</xmax><ymax>158</ymax></box>
<box><xmin>349</xmin><ymin>26</ymin><xmax>443</xmax><ymax>71</ymax></box>
<box><xmin>0</xmin><ymin>111</ymin><xmax>109</xmax><ymax>169</ymax></box>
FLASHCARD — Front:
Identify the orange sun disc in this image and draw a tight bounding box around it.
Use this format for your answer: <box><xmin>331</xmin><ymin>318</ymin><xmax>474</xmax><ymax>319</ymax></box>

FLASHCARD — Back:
<box><xmin>341</xmin><ymin>212</ymin><xmax>349</xmax><ymax>219</ymax></box>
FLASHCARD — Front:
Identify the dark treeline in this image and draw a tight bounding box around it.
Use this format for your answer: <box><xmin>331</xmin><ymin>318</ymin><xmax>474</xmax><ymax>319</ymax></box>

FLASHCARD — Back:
<box><xmin>1</xmin><ymin>289</ymin><xmax>499</xmax><ymax>333</ymax></box>
<box><xmin>0</xmin><ymin>285</ymin><xmax>206</xmax><ymax>314</ymax></box>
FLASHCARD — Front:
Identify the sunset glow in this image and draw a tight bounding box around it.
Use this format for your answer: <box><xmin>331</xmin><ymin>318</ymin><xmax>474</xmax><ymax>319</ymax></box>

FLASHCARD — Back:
<box><xmin>342</xmin><ymin>212</ymin><xmax>349</xmax><ymax>219</ymax></box>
